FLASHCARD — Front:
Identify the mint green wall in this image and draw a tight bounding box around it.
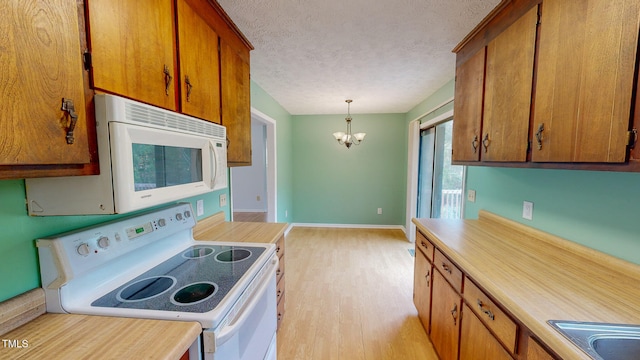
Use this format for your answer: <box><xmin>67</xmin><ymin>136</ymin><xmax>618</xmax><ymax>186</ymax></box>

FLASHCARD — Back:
<box><xmin>411</xmin><ymin>78</ymin><xmax>640</xmax><ymax>265</ymax></box>
<box><xmin>405</xmin><ymin>78</ymin><xmax>455</xmax><ymax>122</ymax></box>
<box><xmin>0</xmin><ymin>179</ymin><xmax>230</xmax><ymax>302</ymax></box>
<box><xmin>291</xmin><ymin>113</ymin><xmax>406</xmax><ymax>225</ymax></box>
<box><xmin>250</xmin><ymin>80</ymin><xmax>294</xmax><ymax>222</ymax></box>
<box><xmin>465</xmin><ymin>167</ymin><xmax>640</xmax><ymax>264</ymax></box>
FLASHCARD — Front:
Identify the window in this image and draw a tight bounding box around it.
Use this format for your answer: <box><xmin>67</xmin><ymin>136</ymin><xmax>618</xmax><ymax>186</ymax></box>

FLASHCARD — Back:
<box><xmin>417</xmin><ymin>119</ymin><xmax>465</xmax><ymax>219</ymax></box>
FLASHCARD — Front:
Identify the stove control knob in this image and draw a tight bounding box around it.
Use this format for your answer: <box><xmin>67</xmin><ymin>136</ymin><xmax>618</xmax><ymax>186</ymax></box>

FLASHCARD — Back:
<box><xmin>184</xmin><ymin>210</ymin><xmax>191</xmax><ymax>218</ymax></box>
<box><xmin>76</xmin><ymin>243</ymin><xmax>90</xmax><ymax>256</ymax></box>
<box><xmin>176</xmin><ymin>213</ymin><xmax>183</xmax><ymax>221</ymax></box>
<box><xmin>97</xmin><ymin>236</ymin><xmax>110</xmax><ymax>249</ymax></box>
<box><xmin>158</xmin><ymin>218</ymin><xmax>166</xmax><ymax>227</ymax></box>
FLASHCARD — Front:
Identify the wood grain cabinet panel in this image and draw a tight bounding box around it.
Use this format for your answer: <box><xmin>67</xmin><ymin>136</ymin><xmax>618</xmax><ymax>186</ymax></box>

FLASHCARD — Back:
<box><xmin>0</xmin><ymin>0</ymin><xmax>96</xmax><ymax>178</ymax></box>
<box><xmin>221</xmin><ymin>39</ymin><xmax>252</xmax><ymax>166</ymax></box>
<box><xmin>416</xmin><ymin>231</ymin><xmax>435</xmax><ymax>262</ymax></box>
<box><xmin>482</xmin><ymin>6</ymin><xmax>538</xmax><ymax>162</ymax></box>
<box><xmin>176</xmin><ymin>0</ymin><xmax>221</xmax><ymax>124</ymax></box>
<box><xmin>87</xmin><ymin>0</ymin><xmax>177</xmax><ymax>111</ymax></box>
<box><xmin>434</xmin><ymin>249</ymin><xmax>463</xmax><ymax>293</ymax></box>
<box><xmin>532</xmin><ymin>0</ymin><xmax>640</xmax><ymax>163</ymax></box>
<box><xmin>413</xmin><ymin>243</ymin><xmax>433</xmax><ymax>333</ymax></box>
<box><xmin>526</xmin><ymin>336</ymin><xmax>557</xmax><ymax>360</ymax></box>
<box><xmin>460</xmin><ymin>303</ymin><xmax>513</xmax><ymax>360</ymax></box>
<box><xmin>430</xmin><ymin>270</ymin><xmax>462</xmax><ymax>360</ymax></box>
<box><xmin>464</xmin><ymin>277</ymin><xmax>518</xmax><ymax>353</ymax></box>
<box><xmin>452</xmin><ymin>48</ymin><xmax>485</xmax><ymax>162</ymax></box>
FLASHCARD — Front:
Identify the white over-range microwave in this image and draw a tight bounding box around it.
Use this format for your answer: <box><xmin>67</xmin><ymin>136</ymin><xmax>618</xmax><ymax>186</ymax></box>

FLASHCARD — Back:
<box><xmin>26</xmin><ymin>94</ymin><xmax>227</xmax><ymax>216</ymax></box>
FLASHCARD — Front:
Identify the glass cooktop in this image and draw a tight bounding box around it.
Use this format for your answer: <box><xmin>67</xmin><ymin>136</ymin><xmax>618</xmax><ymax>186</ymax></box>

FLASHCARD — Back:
<box><xmin>91</xmin><ymin>244</ymin><xmax>265</xmax><ymax>313</ymax></box>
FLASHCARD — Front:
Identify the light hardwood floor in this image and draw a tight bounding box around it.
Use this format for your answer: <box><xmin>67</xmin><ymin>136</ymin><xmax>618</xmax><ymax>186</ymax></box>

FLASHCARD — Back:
<box><xmin>277</xmin><ymin>227</ymin><xmax>438</xmax><ymax>360</ymax></box>
<box><xmin>233</xmin><ymin>212</ymin><xmax>267</xmax><ymax>222</ymax></box>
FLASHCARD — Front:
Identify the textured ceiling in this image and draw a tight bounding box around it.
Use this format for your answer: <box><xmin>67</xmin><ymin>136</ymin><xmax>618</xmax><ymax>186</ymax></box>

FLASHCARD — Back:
<box><xmin>217</xmin><ymin>0</ymin><xmax>501</xmax><ymax>115</ymax></box>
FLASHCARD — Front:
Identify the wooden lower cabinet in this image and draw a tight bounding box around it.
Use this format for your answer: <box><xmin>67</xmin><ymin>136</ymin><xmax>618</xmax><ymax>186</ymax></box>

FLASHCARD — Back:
<box><xmin>460</xmin><ymin>303</ymin><xmax>512</xmax><ymax>360</ymax></box>
<box><xmin>413</xmin><ymin>243</ymin><xmax>432</xmax><ymax>332</ymax></box>
<box><xmin>526</xmin><ymin>336</ymin><xmax>556</xmax><ymax>360</ymax></box>
<box><xmin>275</xmin><ymin>235</ymin><xmax>285</xmax><ymax>330</ymax></box>
<box><xmin>430</xmin><ymin>270</ymin><xmax>462</xmax><ymax>360</ymax></box>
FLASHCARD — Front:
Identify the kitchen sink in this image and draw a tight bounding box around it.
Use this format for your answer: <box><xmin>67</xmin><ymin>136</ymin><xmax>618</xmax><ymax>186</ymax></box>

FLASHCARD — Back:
<box><xmin>548</xmin><ymin>320</ymin><xmax>640</xmax><ymax>360</ymax></box>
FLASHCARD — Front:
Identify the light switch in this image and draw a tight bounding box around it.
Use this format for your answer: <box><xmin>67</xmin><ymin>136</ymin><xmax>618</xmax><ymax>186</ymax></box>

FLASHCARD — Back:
<box><xmin>522</xmin><ymin>201</ymin><xmax>533</xmax><ymax>220</ymax></box>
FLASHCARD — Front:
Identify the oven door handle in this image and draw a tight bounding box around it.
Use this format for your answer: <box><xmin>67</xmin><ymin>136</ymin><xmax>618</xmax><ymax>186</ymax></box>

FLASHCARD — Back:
<box><xmin>208</xmin><ymin>256</ymin><xmax>278</xmax><ymax>352</ymax></box>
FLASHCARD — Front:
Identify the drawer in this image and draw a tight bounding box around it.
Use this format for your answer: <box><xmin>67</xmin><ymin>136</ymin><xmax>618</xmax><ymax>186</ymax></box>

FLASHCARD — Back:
<box><xmin>464</xmin><ymin>277</ymin><xmax>518</xmax><ymax>353</ymax></box>
<box><xmin>434</xmin><ymin>249</ymin><xmax>463</xmax><ymax>293</ymax></box>
<box><xmin>275</xmin><ymin>235</ymin><xmax>285</xmax><ymax>259</ymax></box>
<box><xmin>276</xmin><ymin>256</ymin><xmax>285</xmax><ymax>284</ymax></box>
<box><xmin>416</xmin><ymin>231</ymin><xmax>434</xmax><ymax>262</ymax></box>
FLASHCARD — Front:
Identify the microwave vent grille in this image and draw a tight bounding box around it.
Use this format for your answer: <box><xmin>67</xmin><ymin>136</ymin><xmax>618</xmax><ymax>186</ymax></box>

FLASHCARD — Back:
<box><xmin>124</xmin><ymin>102</ymin><xmax>226</xmax><ymax>139</ymax></box>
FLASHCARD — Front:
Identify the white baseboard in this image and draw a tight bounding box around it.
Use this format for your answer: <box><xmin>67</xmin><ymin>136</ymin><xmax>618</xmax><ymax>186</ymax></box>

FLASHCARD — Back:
<box><xmin>233</xmin><ymin>209</ymin><xmax>267</xmax><ymax>213</ymax></box>
<box><xmin>291</xmin><ymin>223</ymin><xmax>407</xmax><ymax>234</ymax></box>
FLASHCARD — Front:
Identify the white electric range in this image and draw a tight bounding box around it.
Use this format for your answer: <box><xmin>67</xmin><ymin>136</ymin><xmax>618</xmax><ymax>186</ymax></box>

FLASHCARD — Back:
<box><xmin>37</xmin><ymin>203</ymin><xmax>278</xmax><ymax>360</ymax></box>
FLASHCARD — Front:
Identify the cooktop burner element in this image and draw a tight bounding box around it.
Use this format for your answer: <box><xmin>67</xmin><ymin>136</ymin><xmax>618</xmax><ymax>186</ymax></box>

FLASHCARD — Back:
<box><xmin>183</xmin><ymin>246</ymin><xmax>215</xmax><ymax>259</ymax></box>
<box><xmin>215</xmin><ymin>248</ymin><xmax>252</xmax><ymax>263</ymax></box>
<box><xmin>91</xmin><ymin>244</ymin><xmax>265</xmax><ymax>313</ymax></box>
<box><xmin>172</xmin><ymin>282</ymin><xmax>218</xmax><ymax>305</ymax></box>
<box><xmin>117</xmin><ymin>276</ymin><xmax>176</xmax><ymax>302</ymax></box>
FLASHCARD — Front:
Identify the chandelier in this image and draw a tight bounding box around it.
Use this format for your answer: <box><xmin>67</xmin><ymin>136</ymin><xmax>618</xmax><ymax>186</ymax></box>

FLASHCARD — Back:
<box><xmin>332</xmin><ymin>99</ymin><xmax>366</xmax><ymax>149</ymax></box>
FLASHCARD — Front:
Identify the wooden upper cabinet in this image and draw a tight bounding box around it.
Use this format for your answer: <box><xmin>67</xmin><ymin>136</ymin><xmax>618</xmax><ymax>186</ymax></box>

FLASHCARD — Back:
<box><xmin>221</xmin><ymin>40</ymin><xmax>251</xmax><ymax>166</ymax></box>
<box><xmin>87</xmin><ymin>0</ymin><xmax>177</xmax><ymax>111</ymax></box>
<box><xmin>176</xmin><ymin>0</ymin><xmax>221</xmax><ymax>123</ymax></box>
<box><xmin>482</xmin><ymin>6</ymin><xmax>538</xmax><ymax>162</ymax></box>
<box><xmin>1</xmin><ymin>0</ymin><xmax>96</xmax><ymax>178</ymax></box>
<box><xmin>452</xmin><ymin>48</ymin><xmax>485</xmax><ymax>162</ymax></box>
<box><xmin>532</xmin><ymin>0</ymin><xmax>640</xmax><ymax>163</ymax></box>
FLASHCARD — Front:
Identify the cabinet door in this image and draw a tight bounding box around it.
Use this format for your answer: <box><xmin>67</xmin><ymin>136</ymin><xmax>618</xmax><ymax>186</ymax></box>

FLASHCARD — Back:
<box><xmin>413</xmin><ymin>246</ymin><xmax>432</xmax><ymax>333</ymax></box>
<box><xmin>176</xmin><ymin>0</ymin><xmax>221</xmax><ymax>123</ymax></box>
<box><xmin>430</xmin><ymin>270</ymin><xmax>461</xmax><ymax>360</ymax></box>
<box><xmin>482</xmin><ymin>6</ymin><xmax>538</xmax><ymax>162</ymax></box>
<box><xmin>221</xmin><ymin>39</ymin><xmax>251</xmax><ymax>166</ymax></box>
<box><xmin>452</xmin><ymin>48</ymin><xmax>485</xmax><ymax>162</ymax></box>
<box><xmin>526</xmin><ymin>336</ymin><xmax>556</xmax><ymax>360</ymax></box>
<box><xmin>87</xmin><ymin>0</ymin><xmax>176</xmax><ymax>111</ymax></box>
<box><xmin>532</xmin><ymin>0</ymin><xmax>640</xmax><ymax>163</ymax></box>
<box><xmin>460</xmin><ymin>303</ymin><xmax>512</xmax><ymax>360</ymax></box>
<box><xmin>1</xmin><ymin>0</ymin><xmax>91</xmax><ymax>169</ymax></box>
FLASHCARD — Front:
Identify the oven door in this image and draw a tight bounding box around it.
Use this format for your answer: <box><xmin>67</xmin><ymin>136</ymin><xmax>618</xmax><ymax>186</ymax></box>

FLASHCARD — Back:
<box><xmin>203</xmin><ymin>257</ymin><xmax>278</xmax><ymax>360</ymax></box>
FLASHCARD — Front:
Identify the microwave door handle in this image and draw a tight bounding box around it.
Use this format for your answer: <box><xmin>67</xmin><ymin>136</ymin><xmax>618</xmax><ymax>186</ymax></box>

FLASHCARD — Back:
<box><xmin>209</xmin><ymin>142</ymin><xmax>217</xmax><ymax>188</ymax></box>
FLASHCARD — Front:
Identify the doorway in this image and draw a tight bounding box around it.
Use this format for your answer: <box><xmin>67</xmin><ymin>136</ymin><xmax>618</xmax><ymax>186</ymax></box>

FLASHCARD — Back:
<box><xmin>230</xmin><ymin>108</ymin><xmax>277</xmax><ymax>222</ymax></box>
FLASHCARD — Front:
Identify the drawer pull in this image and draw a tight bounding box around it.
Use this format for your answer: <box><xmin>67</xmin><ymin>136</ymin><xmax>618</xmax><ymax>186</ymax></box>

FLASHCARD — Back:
<box><xmin>451</xmin><ymin>303</ymin><xmax>458</xmax><ymax>326</ymax></box>
<box><xmin>276</xmin><ymin>269</ymin><xmax>281</xmax><ymax>276</ymax></box>
<box><xmin>441</xmin><ymin>262</ymin><xmax>452</xmax><ymax>274</ymax></box>
<box><xmin>477</xmin><ymin>299</ymin><xmax>495</xmax><ymax>321</ymax></box>
<box><xmin>421</xmin><ymin>241</ymin><xmax>428</xmax><ymax>249</ymax></box>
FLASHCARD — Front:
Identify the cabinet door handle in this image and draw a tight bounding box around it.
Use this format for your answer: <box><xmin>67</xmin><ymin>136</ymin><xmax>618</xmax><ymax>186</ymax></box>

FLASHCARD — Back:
<box><xmin>163</xmin><ymin>65</ymin><xmax>173</xmax><ymax>96</ymax></box>
<box><xmin>477</xmin><ymin>299</ymin><xmax>495</xmax><ymax>320</ymax></box>
<box><xmin>441</xmin><ymin>262</ymin><xmax>452</xmax><ymax>274</ymax></box>
<box><xmin>61</xmin><ymin>98</ymin><xmax>79</xmax><ymax>144</ymax></box>
<box><xmin>535</xmin><ymin>123</ymin><xmax>544</xmax><ymax>150</ymax></box>
<box><xmin>185</xmin><ymin>75</ymin><xmax>193</xmax><ymax>102</ymax></box>
<box><xmin>451</xmin><ymin>303</ymin><xmax>458</xmax><ymax>326</ymax></box>
<box><xmin>482</xmin><ymin>133</ymin><xmax>490</xmax><ymax>152</ymax></box>
<box><xmin>472</xmin><ymin>135</ymin><xmax>479</xmax><ymax>153</ymax></box>
<box><xmin>425</xmin><ymin>270</ymin><xmax>430</xmax><ymax>287</ymax></box>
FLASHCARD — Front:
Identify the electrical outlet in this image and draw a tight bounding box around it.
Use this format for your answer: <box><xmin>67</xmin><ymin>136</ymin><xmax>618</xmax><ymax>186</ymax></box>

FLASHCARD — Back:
<box><xmin>219</xmin><ymin>194</ymin><xmax>227</xmax><ymax>207</ymax></box>
<box><xmin>522</xmin><ymin>201</ymin><xmax>533</xmax><ymax>220</ymax></box>
<box><xmin>256</xmin><ymin>195</ymin><xmax>261</xmax><ymax>202</ymax></box>
<box><xmin>377</xmin><ymin>208</ymin><xmax>383</xmax><ymax>215</ymax></box>
<box><xmin>467</xmin><ymin>189</ymin><xmax>476</xmax><ymax>202</ymax></box>
<box><xmin>196</xmin><ymin>200</ymin><xmax>204</xmax><ymax>216</ymax></box>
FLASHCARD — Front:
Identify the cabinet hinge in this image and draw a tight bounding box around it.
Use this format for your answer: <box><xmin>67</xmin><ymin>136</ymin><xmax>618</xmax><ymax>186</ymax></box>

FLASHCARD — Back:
<box><xmin>628</xmin><ymin>129</ymin><xmax>638</xmax><ymax>148</ymax></box>
<box><xmin>83</xmin><ymin>50</ymin><xmax>92</xmax><ymax>71</ymax></box>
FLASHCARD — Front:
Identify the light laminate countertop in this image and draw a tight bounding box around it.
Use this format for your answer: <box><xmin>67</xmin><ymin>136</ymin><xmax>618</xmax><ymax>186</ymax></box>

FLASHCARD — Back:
<box><xmin>413</xmin><ymin>210</ymin><xmax>640</xmax><ymax>360</ymax></box>
<box><xmin>0</xmin><ymin>313</ymin><xmax>200</xmax><ymax>360</ymax></box>
<box><xmin>193</xmin><ymin>212</ymin><xmax>287</xmax><ymax>244</ymax></box>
